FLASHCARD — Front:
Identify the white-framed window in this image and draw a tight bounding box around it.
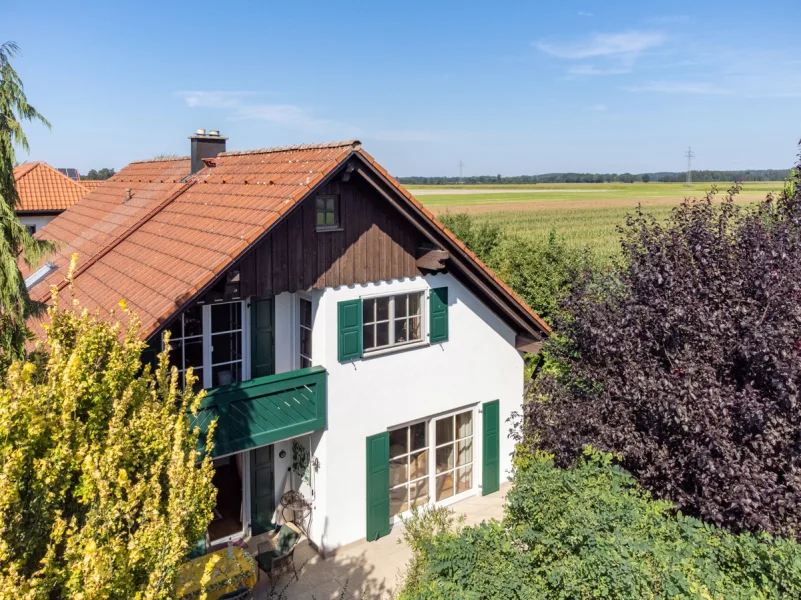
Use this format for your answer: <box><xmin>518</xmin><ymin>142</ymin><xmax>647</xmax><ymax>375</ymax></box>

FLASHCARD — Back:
<box><xmin>363</xmin><ymin>291</ymin><xmax>423</xmax><ymax>353</ymax></box>
<box><xmin>434</xmin><ymin>410</ymin><xmax>474</xmax><ymax>501</ymax></box>
<box><xmin>210</xmin><ymin>302</ymin><xmax>245</xmax><ymax>388</ymax></box>
<box><xmin>388</xmin><ymin>407</ymin><xmax>476</xmax><ymax>519</ymax></box>
<box><xmin>299</xmin><ymin>297</ymin><xmax>313</xmax><ymax>369</ymax></box>
<box><xmin>167</xmin><ymin>304</ymin><xmax>204</xmax><ymax>392</ymax></box>
<box><xmin>164</xmin><ymin>300</ymin><xmax>249</xmax><ymax>391</ymax></box>
<box><xmin>389</xmin><ymin>421</ymin><xmax>430</xmax><ymax>517</ymax></box>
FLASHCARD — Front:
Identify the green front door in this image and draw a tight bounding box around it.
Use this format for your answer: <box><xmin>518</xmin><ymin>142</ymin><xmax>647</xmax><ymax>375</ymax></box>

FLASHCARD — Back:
<box><xmin>250</xmin><ymin>445</ymin><xmax>275</xmax><ymax>535</ymax></box>
<box><xmin>251</xmin><ymin>297</ymin><xmax>275</xmax><ymax>378</ymax></box>
<box><xmin>366</xmin><ymin>432</ymin><xmax>390</xmax><ymax>541</ymax></box>
<box><xmin>482</xmin><ymin>400</ymin><xmax>500</xmax><ymax>496</ymax></box>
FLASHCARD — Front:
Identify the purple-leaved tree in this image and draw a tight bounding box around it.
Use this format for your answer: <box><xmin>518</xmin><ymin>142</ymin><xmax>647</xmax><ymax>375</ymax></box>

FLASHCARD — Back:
<box><xmin>528</xmin><ymin>153</ymin><xmax>801</xmax><ymax>538</ymax></box>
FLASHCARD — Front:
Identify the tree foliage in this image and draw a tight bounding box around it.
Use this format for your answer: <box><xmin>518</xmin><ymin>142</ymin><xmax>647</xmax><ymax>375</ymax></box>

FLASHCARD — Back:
<box><xmin>83</xmin><ymin>167</ymin><xmax>116</xmax><ymax>180</ymax></box>
<box><xmin>398</xmin><ymin>168</ymin><xmax>791</xmax><ymax>185</ymax></box>
<box><xmin>0</xmin><ymin>41</ymin><xmax>55</xmax><ymax>366</ymax></box>
<box><xmin>439</xmin><ymin>212</ymin><xmax>592</xmax><ymax>324</ymax></box>
<box><xmin>527</xmin><ymin>164</ymin><xmax>801</xmax><ymax>538</ymax></box>
<box><xmin>0</xmin><ymin>279</ymin><xmax>216</xmax><ymax>598</ymax></box>
<box><xmin>399</xmin><ymin>450</ymin><xmax>801</xmax><ymax>599</ymax></box>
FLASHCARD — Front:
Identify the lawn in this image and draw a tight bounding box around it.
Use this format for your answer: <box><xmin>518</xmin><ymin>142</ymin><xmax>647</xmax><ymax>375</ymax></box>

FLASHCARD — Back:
<box><xmin>410</xmin><ymin>181</ymin><xmax>785</xmax><ymax>259</ymax></box>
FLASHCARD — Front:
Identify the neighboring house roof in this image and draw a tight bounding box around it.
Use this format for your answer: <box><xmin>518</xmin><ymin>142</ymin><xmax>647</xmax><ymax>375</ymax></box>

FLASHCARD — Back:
<box><xmin>80</xmin><ymin>180</ymin><xmax>106</xmax><ymax>190</ymax></box>
<box><xmin>24</xmin><ymin>142</ymin><xmax>550</xmax><ymax>341</ymax></box>
<box><xmin>13</xmin><ymin>161</ymin><xmax>92</xmax><ymax>213</ymax></box>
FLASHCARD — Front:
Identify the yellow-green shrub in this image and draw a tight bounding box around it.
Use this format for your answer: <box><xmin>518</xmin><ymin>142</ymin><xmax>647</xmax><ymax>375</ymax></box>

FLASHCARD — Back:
<box><xmin>0</xmin><ymin>288</ymin><xmax>216</xmax><ymax>599</ymax></box>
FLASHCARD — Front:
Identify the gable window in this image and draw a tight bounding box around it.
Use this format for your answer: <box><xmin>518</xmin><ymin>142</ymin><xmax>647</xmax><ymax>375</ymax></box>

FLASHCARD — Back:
<box><xmin>164</xmin><ymin>300</ymin><xmax>248</xmax><ymax>391</ymax></box>
<box><xmin>299</xmin><ymin>297</ymin><xmax>313</xmax><ymax>368</ymax></box>
<box><xmin>315</xmin><ymin>195</ymin><xmax>339</xmax><ymax>230</ymax></box>
<box><xmin>363</xmin><ymin>292</ymin><xmax>423</xmax><ymax>353</ymax></box>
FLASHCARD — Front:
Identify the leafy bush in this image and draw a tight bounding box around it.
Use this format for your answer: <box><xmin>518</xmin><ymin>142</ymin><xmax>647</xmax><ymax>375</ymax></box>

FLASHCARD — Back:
<box><xmin>527</xmin><ymin>171</ymin><xmax>801</xmax><ymax>538</ymax></box>
<box><xmin>398</xmin><ymin>451</ymin><xmax>801</xmax><ymax>599</ymax></box>
<box><xmin>0</xmin><ymin>282</ymin><xmax>216</xmax><ymax>598</ymax></box>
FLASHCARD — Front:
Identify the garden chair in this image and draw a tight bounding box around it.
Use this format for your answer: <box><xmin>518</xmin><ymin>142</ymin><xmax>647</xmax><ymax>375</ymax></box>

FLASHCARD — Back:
<box><xmin>255</xmin><ymin>523</ymin><xmax>301</xmax><ymax>582</ymax></box>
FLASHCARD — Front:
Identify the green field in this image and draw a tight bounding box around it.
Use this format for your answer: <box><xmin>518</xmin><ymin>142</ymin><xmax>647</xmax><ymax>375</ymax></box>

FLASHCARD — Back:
<box><xmin>410</xmin><ymin>181</ymin><xmax>785</xmax><ymax>259</ymax></box>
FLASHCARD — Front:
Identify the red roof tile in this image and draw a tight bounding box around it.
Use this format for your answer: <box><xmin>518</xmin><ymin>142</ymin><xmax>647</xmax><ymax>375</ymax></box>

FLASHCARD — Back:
<box><xmin>24</xmin><ymin>143</ymin><xmax>549</xmax><ymax>341</ymax></box>
<box><xmin>13</xmin><ymin>161</ymin><xmax>92</xmax><ymax>213</ymax></box>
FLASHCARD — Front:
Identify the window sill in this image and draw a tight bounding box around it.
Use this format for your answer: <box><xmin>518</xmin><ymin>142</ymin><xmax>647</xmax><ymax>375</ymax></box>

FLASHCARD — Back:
<box><xmin>315</xmin><ymin>226</ymin><xmax>343</xmax><ymax>233</ymax></box>
<box><xmin>362</xmin><ymin>340</ymin><xmax>429</xmax><ymax>359</ymax></box>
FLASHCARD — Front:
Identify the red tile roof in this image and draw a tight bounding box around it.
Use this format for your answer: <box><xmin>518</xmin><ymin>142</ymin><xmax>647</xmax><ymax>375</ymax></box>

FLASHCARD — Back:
<box><xmin>13</xmin><ymin>161</ymin><xmax>93</xmax><ymax>213</ymax></box>
<box><xmin>79</xmin><ymin>180</ymin><xmax>106</xmax><ymax>190</ymax></box>
<box><xmin>24</xmin><ymin>142</ymin><xmax>549</xmax><ymax>341</ymax></box>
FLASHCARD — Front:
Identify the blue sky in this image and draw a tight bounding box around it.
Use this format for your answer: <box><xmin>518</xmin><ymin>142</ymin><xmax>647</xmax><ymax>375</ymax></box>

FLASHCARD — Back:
<box><xmin>4</xmin><ymin>0</ymin><xmax>801</xmax><ymax>176</ymax></box>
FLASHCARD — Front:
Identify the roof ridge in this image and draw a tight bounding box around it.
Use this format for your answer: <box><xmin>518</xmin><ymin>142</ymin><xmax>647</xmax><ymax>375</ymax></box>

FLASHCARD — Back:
<box><xmin>36</xmin><ymin>161</ymin><xmax>91</xmax><ymax>189</ymax></box>
<box><xmin>220</xmin><ymin>140</ymin><xmax>361</xmax><ymax>157</ymax></box>
<box><xmin>129</xmin><ymin>155</ymin><xmax>191</xmax><ymax>165</ymax></box>
<box><xmin>13</xmin><ymin>161</ymin><xmax>41</xmax><ymax>180</ymax></box>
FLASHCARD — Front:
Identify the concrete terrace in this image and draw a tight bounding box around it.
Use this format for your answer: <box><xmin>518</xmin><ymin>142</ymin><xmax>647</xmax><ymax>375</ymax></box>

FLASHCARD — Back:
<box><xmin>251</xmin><ymin>482</ymin><xmax>511</xmax><ymax>600</ymax></box>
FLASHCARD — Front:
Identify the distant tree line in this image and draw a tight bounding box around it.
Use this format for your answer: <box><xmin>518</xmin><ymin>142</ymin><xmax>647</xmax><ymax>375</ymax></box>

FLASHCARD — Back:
<box><xmin>399</xmin><ymin>168</ymin><xmax>791</xmax><ymax>185</ymax></box>
<box><xmin>82</xmin><ymin>167</ymin><xmax>115</xmax><ymax>180</ymax></box>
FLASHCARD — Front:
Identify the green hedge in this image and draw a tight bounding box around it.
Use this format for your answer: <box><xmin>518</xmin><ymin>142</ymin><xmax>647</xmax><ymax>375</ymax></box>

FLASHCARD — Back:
<box><xmin>398</xmin><ymin>450</ymin><xmax>801</xmax><ymax>599</ymax></box>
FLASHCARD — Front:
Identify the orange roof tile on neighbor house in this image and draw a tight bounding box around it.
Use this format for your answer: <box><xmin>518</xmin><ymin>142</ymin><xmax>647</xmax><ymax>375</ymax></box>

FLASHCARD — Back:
<box><xmin>79</xmin><ymin>180</ymin><xmax>106</xmax><ymax>190</ymax></box>
<box><xmin>13</xmin><ymin>161</ymin><xmax>93</xmax><ymax>213</ymax></box>
<box><xmin>23</xmin><ymin>141</ymin><xmax>549</xmax><ymax>343</ymax></box>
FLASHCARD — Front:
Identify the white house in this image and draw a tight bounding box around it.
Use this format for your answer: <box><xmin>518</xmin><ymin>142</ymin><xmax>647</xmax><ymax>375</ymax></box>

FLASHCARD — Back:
<box><xmin>24</xmin><ymin>132</ymin><xmax>550</xmax><ymax>554</ymax></box>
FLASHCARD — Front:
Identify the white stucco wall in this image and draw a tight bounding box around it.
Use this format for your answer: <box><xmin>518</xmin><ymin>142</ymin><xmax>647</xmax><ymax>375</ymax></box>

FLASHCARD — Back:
<box><xmin>307</xmin><ymin>273</ymin><xmax>524</xmax><ymax>552</ymax></box>
<box><xmin>18</xmin><ymin>214</ymin><xmax>56</xmax><ymax>233</ymax></box>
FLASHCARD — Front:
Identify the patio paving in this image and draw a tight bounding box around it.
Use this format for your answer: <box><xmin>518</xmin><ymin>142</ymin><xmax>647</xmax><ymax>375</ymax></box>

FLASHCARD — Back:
<box><xmin>251</xmin><ymin>482</ymin><xmax>512</xmax><ymax>600</ymax></box>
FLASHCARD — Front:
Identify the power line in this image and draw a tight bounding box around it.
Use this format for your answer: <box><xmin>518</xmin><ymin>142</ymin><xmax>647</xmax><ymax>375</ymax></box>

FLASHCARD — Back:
<box><xmin>685</xmin><ymin>146</ymin><xmax>695</xmax><ymax>187</ymax></box>
<box><xmin>458</xmin><ymin>160</ymin><xmax>464</xmax><ymax>184</ymax></box>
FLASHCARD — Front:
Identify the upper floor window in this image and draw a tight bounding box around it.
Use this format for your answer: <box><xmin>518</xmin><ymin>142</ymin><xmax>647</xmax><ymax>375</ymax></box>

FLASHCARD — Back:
<box><xmin>315</xmin><ymin>195</ymin><xmax>340</xmax><ymax>230</ymax></box>
<box><xmin>210</xmin><ymin>302</ymin><xmax>244</xmax><ymax>387</ymax></box>
<box><xmin>167</xmin><ymin>305</ymin><xmax>204</xmax><ymax>392</ymax></box>
<box><xmin>299</xmin><ymin>297</ymin><xmax>313</xmax><ymax>368</ymax></box>
<box><xmin>27</xmin><ymin>224</ymin><xmax>36</xmax><ymax>235</ymax></box>
<box><xmin>363</xmin><ymin>292</ymin><xmax>423</xmax><ymax>353</ymax></box>
<box><xmin>164</xmin><ymin>300</ymin><xmax>247</xmax><ymax>391</ymax></box>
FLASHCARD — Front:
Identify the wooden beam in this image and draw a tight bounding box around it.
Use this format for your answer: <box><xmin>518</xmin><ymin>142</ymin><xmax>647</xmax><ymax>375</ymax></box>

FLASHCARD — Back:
<box><xmin>416</xmin><ymin>248</ymin><xmax>449</xmax><ymax>271</ymax></box>
<box><xmin>515</xmin><ymin>335</ymin><xmax>544</xmax><ymax>354</ymax></box>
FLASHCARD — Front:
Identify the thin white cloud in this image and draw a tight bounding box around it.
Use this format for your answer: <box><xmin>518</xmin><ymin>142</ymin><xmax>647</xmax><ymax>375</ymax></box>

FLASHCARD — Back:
<box><xmin>568</xmin><ymin>65</ymin><xmax>631</xmax><ymax>76</ymax></box>
<box><xmin>578</xmin><ymin>11</ymin><xmax>593</xmax><ymax>17</ymax></box>
<box><xmin>626</xmin><ymin>81</ymin><xmax>729</xmax><ymax>95</ymax></box>
<box><xmin>175</xmin><ymin>90</ymin><xmax>449</xmax><ymax>142</ymax></box>
<box><xmin>588</xmin><ymin>104</ymin><xmax>608</xmax><ymax>111</ymax></box>
<box><xmin>535</xmin><ymin>31</ymin><xmax>666</xmax><ymax>60</ymax></box>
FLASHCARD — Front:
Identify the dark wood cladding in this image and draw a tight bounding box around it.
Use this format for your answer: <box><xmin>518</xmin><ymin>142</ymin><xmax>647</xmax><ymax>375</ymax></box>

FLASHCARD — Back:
<box><xmin>235</xmin><ymin>176</ymin><xmax>426</xmax><ymax>297</ymax></box>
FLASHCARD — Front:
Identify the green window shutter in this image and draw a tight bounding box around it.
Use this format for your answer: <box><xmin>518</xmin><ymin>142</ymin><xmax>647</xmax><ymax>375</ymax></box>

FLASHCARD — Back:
<box><xmin>482</xmin><ymin>400</ymin><xmax>500</xmax><ymax>496</ymax></box>
<box><xmin>429</xmin><ymin>287</ymin><xmax>449</xmax><ymax>343</ymax></box>
<box><xmin>251</xmin><ymin>297</ymin><xmax>275</xmax><ymax>378</ymax></box>
<box><xmin>366</xmin><ymin>432</ymin><xmax>390</xmax><ymax>541</ymax></box>
<box><xmin>250</xmin><ymin>445</ymin><xmax>275</xmax><ymax>535</ymax></box>
<box><xmin>338</xmin><ymin>299</ymin><xmax>363</xmax><ymax>361</ymax></box>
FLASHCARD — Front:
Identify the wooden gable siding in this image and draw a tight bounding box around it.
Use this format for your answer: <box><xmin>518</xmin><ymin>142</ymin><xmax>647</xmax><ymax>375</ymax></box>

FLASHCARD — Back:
<box><xmin>235</xmin><ymin>177</ymin><xmax>426</xmax><ymax>297</ymax></box>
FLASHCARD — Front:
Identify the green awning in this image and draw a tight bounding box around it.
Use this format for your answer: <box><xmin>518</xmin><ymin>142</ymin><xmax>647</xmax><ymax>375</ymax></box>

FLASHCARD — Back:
<box><xmin>191</xmin><ymin>366</ymin><xmax>327</xmax><ymax>458</ymax></box>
